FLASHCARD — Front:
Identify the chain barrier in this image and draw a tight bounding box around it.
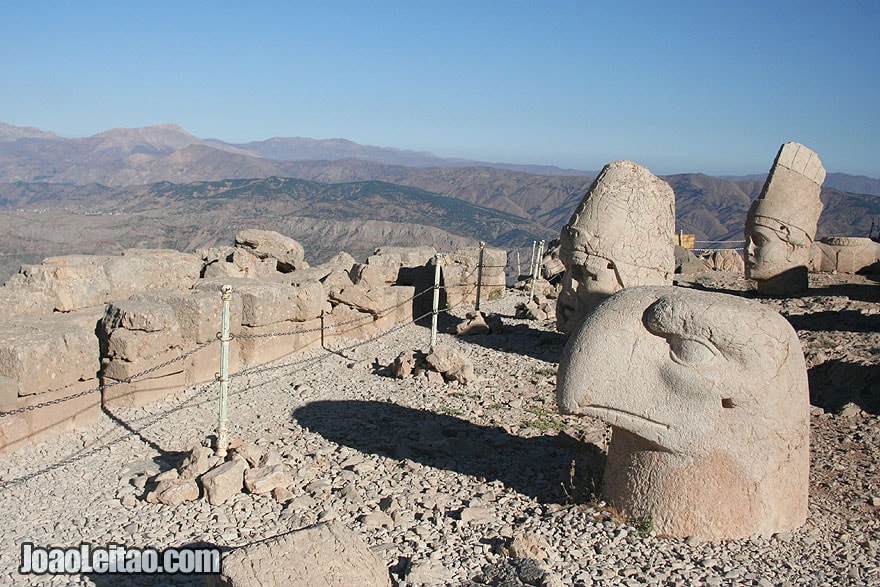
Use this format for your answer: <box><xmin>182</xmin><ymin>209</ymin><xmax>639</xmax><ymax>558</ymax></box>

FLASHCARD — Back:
<box><xmin>226</xmin><ymin>286</ymin><xmax>478</xmax><ymax>384</ymax></box>
<box><xmin>0</xmin><ymin>254</ymin><xmax>496</xmax><ymax>488</ymax></box>
<box><xmin>0</xmin><ymin>378</ymin><xmax>219</xmax><ymax>489</ymax></box>
<box><xmin>0</xmin><ymin>271</ymin><xmax>485</xmax><ymax>419</ymax></box>
<box><xmin>0</xmin><ymin>338</ymin><xmax>218</xmax><ymax>418</ymax></box>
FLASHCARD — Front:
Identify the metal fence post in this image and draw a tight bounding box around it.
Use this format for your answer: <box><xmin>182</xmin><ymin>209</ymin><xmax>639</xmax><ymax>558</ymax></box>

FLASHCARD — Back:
<box><xmin>528</xmin><ymin>241</ymin><xmax>536</xmax><ymax>277</ymax></box>
<box><xmin>475</xmin><ymin>241</ymin><xmax>485</xmax><ymax>312</ymax></box>
<box><xmin>215</xmin><ymin>284</ymin><xmax>233</xmax><ymax>458</ymax></box>
<box><xmin>529</xmin><ymin>240</ymin><xmax>545</xmax><ymax>301</ymax></box>
<box><xmin>430</xmin><ymin>252</ymin><xmax>442</xmax><ymax>351</ymax></box>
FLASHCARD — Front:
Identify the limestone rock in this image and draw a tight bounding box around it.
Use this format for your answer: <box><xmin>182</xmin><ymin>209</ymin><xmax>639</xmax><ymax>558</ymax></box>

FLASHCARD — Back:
<box><xmin>244</xmin><ymin>464</ymin><xmax>293</xmax><ymax>494</ymax></box>
<box><xmin>453</xmin><ymin>311</ymin><xmax>491</xmax><ymax>336</ymax></box>
<box><xmin>505</xmin><ymin>533</ymin><xmax>553</xmax><ymax>561</ymax></box>
<box><xmin>233</xmin><ymin>441</ymin><xmax>264</xmax><ymax>467</ymax></box>
<box><xmin>231</xmin><ymin>248</ymin><xmax>278</xmax><ymax>278</ymax></box>
<box><xmin>206</xmin><ymin>521</ymin><xmax>391</xmax><ymax>587</ymax></box>
<box><xmin>707</xmin><ymin>249</ymin><xmax>745</xmax><ymax>273</ymax></box>
<box><xmin>426</xmin><ymin>346</ymin><xmax>476</xmax><ymax>384</ymax></box>
<box><xmin>235</xmin><ymin>229</ymin><xmax>306</xmax><ymax>272</ymax></box>
<box><xmin>237</xmin><ymin>280</ymin><xmax>325</xmax><ymax>326</ymax></box>
<box><xmin>101</xmin><ymin>300</ymin><xmax>177</xmax><ymax>333</ymax></box>
<box><xmin>675</xmin><ymin>245</ymin><xmax>708</xmax><ymax>274</ymax></box>
<box><xmin>178</xmin><ymin>444</ymin><xmax>216</xmax><ymax>480</ymax></box>
<box><xmin>151</xmin><ymin>478</ymin><xmax>199</xmax><ymax>506</ymax></box>
<box><xmin>392</xmin><ymin>351</ymin><xmax>418</xmax><ymax>379</ymax></box>
<box><xmin>201</xmin><ymin>458</ymin><xmax>249</xmax><ymax>506</ymax></box>
<box><xmin>0</xmin><ymin>311</ymin><xmax>102</xmax><ymax>396</ymax></box>
<box><xmin>810</xmin><ymin>236</ymin><xmax>880</xmax><ymax>274</ymax></box>
<box><xmin>557</xmin><ymin>286</ymin><xmax>809</xmax><ymax>540</ymax></box>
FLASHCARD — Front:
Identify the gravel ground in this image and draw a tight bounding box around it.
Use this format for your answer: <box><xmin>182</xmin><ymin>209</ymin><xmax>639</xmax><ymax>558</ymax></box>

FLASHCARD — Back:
<box><xmin>0</xmin><ymin>272</ymin><xmax>877</xmax><ymax>586</ymax></box>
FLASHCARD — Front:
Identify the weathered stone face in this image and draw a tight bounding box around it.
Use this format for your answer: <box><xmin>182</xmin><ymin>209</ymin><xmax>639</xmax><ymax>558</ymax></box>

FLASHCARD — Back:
<box><xmin>556</xmin><ymin>160</ymin><xmax>675</xmax><ymax>334</ymax></box>
<box><xmin>745</xmin><ymin>142</ymin><xmax>825</xmax><ymax>294</ymax></box>
<box><xmin>557</xmin><ymin>285</ymin><xmax>809</xmax><ymax>539</ymax></box>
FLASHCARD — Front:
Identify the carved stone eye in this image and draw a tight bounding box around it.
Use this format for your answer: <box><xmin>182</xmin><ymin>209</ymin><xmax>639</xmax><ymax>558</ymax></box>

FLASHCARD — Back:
<box><xmin>667</xmin><ymin>335</ymin><xmax>718</xmax><ymax>365</ymax></box>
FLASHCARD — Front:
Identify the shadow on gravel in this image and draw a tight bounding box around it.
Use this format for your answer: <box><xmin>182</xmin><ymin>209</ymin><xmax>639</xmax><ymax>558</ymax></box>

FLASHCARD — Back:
<box><xmin>292</xmin><ymin>400</ymin><xmax>605</xmax><ymax>504</ymax></box>
<box><xmin>803</xmin><ymin>280</ymin><xmax>880</xmax><ymax>303</ymax></box>
<box><xmin>784</xmin><ymin>309</ymin><xmax>880</xmax><ymax>333</ymax></box>
<box><xmin>809</xmin><ymin>360</ymin><xmax>880</xmax><ymax>415</ymax></box>
<box><xmin>447</xmin><ymin>322</ymin><xmax>568</xmax><ymax>363</ymax></box>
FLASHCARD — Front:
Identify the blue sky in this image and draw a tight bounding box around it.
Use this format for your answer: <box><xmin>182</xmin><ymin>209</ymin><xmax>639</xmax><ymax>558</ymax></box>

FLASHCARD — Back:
<box><xmin>2</xmin><ymin>1</ymin><xmax>878</xmax><ymax>176</ymax></box>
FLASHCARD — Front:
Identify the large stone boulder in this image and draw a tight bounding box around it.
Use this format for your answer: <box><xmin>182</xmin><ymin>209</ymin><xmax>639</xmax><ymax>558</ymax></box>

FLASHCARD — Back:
<box><xmin>705</xmin><ymin>249</ymin><xmax>745</xmax><ymax>273</ymax></box>
<box><xmin>441</xmin><ymin>246</ymin><xmax>507</xmax><ymax>308</ymax></box>
<box><xmin>0</xmin><ymin>249</ymin><xmax>202</xmax><ymax>316</ymax></box>
<box><xmin>0</xmin><ymin>310</ymin><xmax>103</xmax><ymax>452</ymax></box>
<box><xmin>197</xmin><ymin>279</ymin><xmax>326</xmax><ymax>365</ymax></box>
<box><xmin>557</xmin><ymin>286</ymin><xmax>809</xmax><ymax>540</ymax></box>
<box><xmin>99</xmin><ymin>300</ymin><xmax>188</xmax><ymax>408</ymax></box>
<box><xmin>235</xmin><ymin>229</ymin><xmax>306</xmax><ymax>273</ymax></box>
<box><xmin>206</xmin><ymin>522</ymin><xmax>391</xmax><ymax>587</ymax></box>
<box><xmin>133</xmin><ymin>288</ymin><xmax>243</xmax><ymax>384</ymax></box>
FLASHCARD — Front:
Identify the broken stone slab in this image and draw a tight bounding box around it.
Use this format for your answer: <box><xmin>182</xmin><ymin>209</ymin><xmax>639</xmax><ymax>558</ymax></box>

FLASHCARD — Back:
<box><xmin>675</xmin><ymin>245</ymin><xmax>708</xmax><ymax>274</ymax></box>
<box><xmin>132</xmin><ymin>288</ymin><xmax>244</xmax><ymax>344</ymax></box>
<box><xmin>0</xmin><ymin>310</ymin><xmax>102</xmax><ymax>397</ymax></box>
<box><xmin>237</xmin><ymin>317</ymin><xmax>323</xmax><ymax>365</ymax></box>
<box><xmin>452</xmin><ymin>311</ymin><xmax>491</xmax><ymax>336</ymax></box>
<box><xmin>272</xmin><ymin>251</ymin><xmax>357</xmax><ymax>286</ymax></box>
<box><xmin>236</xmin><ymin>280</ymin><xmax>325</xmax><ymax>327</ymax></box>
<box><xmin>1</xmin><ymin>380</ymin><xmax>101</xmax><ymax>453</ymax></box>
<box><xmin>440</xmin><ymin>247</ymin><xmax>507</xmax><ymax>307</ymax></box>
<box><xmin>104</xmin><ymin>323</ymin><xmax>184</xmax><ymax>362</ymax></box>
<box><xmin>706</xmin><ymin>249</ymin><xmax>745</xmax><ymax>273</ymax></box>
<box><xmin>17</xmin><ymin>251</ymin><xmax>201</xmax><ymax>313</ymax></box>
<box><xmin>0</xmin><ymin>279</ymin><xmax>60</xmax><ymax>320</ymax></box>
<box><xmin>103</xmin><ymin>249</ymin><xmax>202</xmax><ymax>298</ymax></box>
<box><xmin>201</xmin><ymin>458</ymin><xmax>249</xmax><ymax>506</ymax></box>
<box><xmin>101</xmin><ymin>299</ymin><xmax>178</xmax><ymax>333</ymax></box>
<box><xmin>231</xmin><ymin>248</ymin><xmax>278</xmax><ymax>278</ymax></box>
<box><xmin>373</xmin><ymin>246</ymin><xmax>437</xmax><ymax>268</ymax></box>
<box><xmin>178</xmin><ymin>444</ymin><xmax>217</xmax><ymax>480</ymax></box>
<box><xmin>810</xmin><ymin>236</ymin><xmax>880</xmax><ymax>274</ymax></box>
<box><xmin>14</xmin><ymin>257</ymin><xmax>112</xmax><ymax>312</ymax></box>
<box><xmin>349</xmin><ymin>263</ymin><xmax>391</xmax><ymax>289</ymax></box>
<box><xmin>100</xmin><ymin>345</ymin><xmax>190</xmax><ymax>408</ymax></box>
<box><xmin>244</xmin><ymin>464</ymin><xmax>293</xmax><ymax>495</ymax></box>
<box><xmin>235</xmin><ymin>229</ymin><xmax>306</xmax><ymax>273</ymax></box>
<box><xmin>205</xmin><ymin>522</ymin><xmax>391</xmax><ymax>587</ymax></box>
<box><xmin>327</xmin><ymin>285</ymin><xmax>398</xmax><ymax>316</ymax></box>
<box><xmin>148</xmin><ymin>478</ymin><xmax>200</xmax><ymax>506</ymax></box>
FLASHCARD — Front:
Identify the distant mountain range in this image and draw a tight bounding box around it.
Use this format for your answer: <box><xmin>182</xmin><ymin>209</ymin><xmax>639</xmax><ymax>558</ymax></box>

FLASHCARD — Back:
<box><xmin>0</xmin><ymin>122</ymin><xmax>878</xmax><ymax>281</ymax></box>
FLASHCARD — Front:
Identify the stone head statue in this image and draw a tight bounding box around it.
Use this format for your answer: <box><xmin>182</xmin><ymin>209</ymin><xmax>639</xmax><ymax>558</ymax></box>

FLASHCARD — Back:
<box><xmin>557</xmin><ymin>286</ymin><xmax>809</xmax><ymax>540</ymax></box>
<box><xmin>745</xmin><ymin>142</ymin><xmax>825</xmax><ymax>295</ymax></box>
<box><xmin>556</xmin><ymin>160</ymin><xmax>675</xmax><ymax>334</ymax></box>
